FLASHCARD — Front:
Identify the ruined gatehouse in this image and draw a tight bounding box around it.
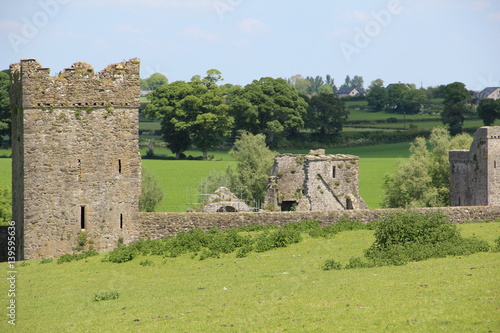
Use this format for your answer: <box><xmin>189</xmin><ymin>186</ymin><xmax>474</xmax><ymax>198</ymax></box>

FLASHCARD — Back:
<box><xmin>264</xmin><ymin>149</ymin><xmax>367</xmax><ymax>211</ymax></box>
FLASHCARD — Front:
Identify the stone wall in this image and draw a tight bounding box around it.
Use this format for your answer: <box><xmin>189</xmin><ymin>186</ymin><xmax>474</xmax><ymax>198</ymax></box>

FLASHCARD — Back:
<box><xmin>10</xmin><ymin>59</ymin><xmax>142</xmax><ymax>260</ymax></box>
<box><xmin>138</xmin><ymin>206</ymin><xmax>500</xmax><ymax>241</ymax></box>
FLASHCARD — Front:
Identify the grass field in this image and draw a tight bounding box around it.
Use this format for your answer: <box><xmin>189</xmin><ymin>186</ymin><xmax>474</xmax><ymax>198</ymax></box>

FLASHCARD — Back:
<box><xmin>1</xmin><ymin>222</ymin><xmax>498</xmax><ymax>332</ymax></box>
<box><xmin>0</xmin><ymin>142</ymin><xmax>411</xmax><ymax>211</ymax></box>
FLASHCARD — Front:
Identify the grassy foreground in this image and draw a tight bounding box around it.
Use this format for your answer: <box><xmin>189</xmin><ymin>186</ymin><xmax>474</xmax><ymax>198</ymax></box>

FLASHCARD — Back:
<box><xmin>1</xmin><ymin>222</ymin><xmax>498</xmax><ymax>332</ymax></box>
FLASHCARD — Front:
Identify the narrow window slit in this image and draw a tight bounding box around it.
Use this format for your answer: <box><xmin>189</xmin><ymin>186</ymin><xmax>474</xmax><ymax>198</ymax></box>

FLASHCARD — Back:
<box><xmin>80</xmin><ymin>206</ymin><xmax>86</xmax><ymax>230</ymax></box>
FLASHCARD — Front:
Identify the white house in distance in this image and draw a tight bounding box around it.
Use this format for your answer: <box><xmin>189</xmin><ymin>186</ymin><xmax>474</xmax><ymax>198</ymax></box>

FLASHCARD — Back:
<box><xmin>335</xmin><ymin>87</ymin><xmax>366</xmax><ymax>98</ymax></box>
<box><xmin>476</xmin><ymin>87</ymin><xmax>500</xmax><ymax>101</ymax></box>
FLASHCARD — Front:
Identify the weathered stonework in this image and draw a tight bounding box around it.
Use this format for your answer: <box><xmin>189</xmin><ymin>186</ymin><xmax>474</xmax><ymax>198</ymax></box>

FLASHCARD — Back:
<box><xmin>449</xmin><ymin>126</ymin><xmax>500</xmax><ymax>206</ymax></box>
<box><xmin>265</xmin><ymin>149</ymin><xmax>367</xmax><ymax>211</ymax></box>
<box><xmin>10</xmin><ymin>59</ymin><xmax>141</xmax><ymax>260</ymax></box>
<box><xmin>201</xmin><ymin>187</ymin><xmax>251</xmax><ymax>212</ymax></box>
<box><xmin>138</xmin><ymin>206</ymin><xmax>500</xmax><ymax>241</ymax></box>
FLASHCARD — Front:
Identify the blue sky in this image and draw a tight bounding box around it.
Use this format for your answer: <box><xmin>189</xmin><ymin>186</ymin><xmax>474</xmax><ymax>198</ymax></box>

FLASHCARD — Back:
<box><xmin>1</xmin><ymin>0</ymin><xmax>499</xmax><ymax>90</ymax></box>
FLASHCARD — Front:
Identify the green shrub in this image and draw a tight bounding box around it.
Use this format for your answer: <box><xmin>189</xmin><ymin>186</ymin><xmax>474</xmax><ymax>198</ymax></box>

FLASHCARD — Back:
<box><xmin>322</xmin><ymin>259</ymin><xmax>342</xmax><ymax>271</ymax></box>
<box><xmin>57</xmin><ymin>249</ymin><xmax>98</xmax><ymax>264</ymax></box>
<box><xmin>493</xmin><ymin>236</ymin><xmax>500</xmax><ymax>252</ymax></box>
<box><xmin>235</xmin><ymin>245</ymin><xmax>253</xmax><ymax>258</ymax></box>
<box><xmin>344</xmin><ymin>257</ymin><xmax>378</xmax><ymax>269</ymax></box>
<box><xmin>363</xmin><ymin>210</ymin><xmax>490</xmax><ymax>266</ymax></box>
<box><xmin>105</xmin><ymin>246</ymin><xmax>137</xmax><ymax>263</ymax></box>
<box><xmin>139</xmin><ymin>259</ymin><xmax>154</xmax><ymax>266</ymax></box>
<box><xmin>93</xmin><ymin>291</ymin><xmax>120</xmax><ymax>302</ymax></box>
<box><xmin>199</xmin><ymin>249</ymin><xmax>220</xmax><ymax>260</ymax></box>
<box><xmin>39</xmin><ymin>258</ymin><xmax>53</xmax><ymax>264</ymax></box>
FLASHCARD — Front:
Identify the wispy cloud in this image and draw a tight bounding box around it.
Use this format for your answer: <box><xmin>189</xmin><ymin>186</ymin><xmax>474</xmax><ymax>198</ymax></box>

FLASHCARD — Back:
<box><xmin>488</xmin><ymin>11</ymin><xmax>500</xmax><ymax>20</ymax></box>
<box><xmin>0</xmin><ymin>20</ymin><xmax>22</xmax><ymax>33</ymax></box>
<box><xmin>237</xmin><ymin>19</ymin><xmax>269</xmax><ymax>35</ymax></box>
<box><xmin>347</xmin><ymin>11</ymin><xmax>372</xmax><ymax>23</ymax></box>
<box><xmin>72</xmin><ymin>0</ymin><xmax>212</xmax><ymax>10</ymax></box>
<box><xmin>181</xmin><ymin>26</ymin><xmax>222</xmax><ymax>41</ymax></box>
<box><xmin>115</xmin><ymin>23</ymin><xmax>143</xmax><ymax>34</ymax></box>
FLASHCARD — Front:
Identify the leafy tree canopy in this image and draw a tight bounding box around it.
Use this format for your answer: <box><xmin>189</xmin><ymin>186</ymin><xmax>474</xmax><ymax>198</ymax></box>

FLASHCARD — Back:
<box><xmin>442</xmin><ymin>82</ymin><xmax>471</xmax><ymax>135</ymax></box>
<box><xmin>382</xmin><ymin>127</ymin><xmax>472</xmax><ymax>208</ymax></box>
<box><xmin>140</xmin><ymin>73</ymin><xmax>168</xmax><ymax>91</ymax></box>
<box><xmin>306</xmin><ymin>93</ymin><xmax>349</xmax><ymax>141</ymax></box>
<box><xmin>229</xmin><ymin>77</ymin><xmax>307</xmax><ymax>144</ymax></box>
<box><xmin>143</xmin><ymin>70</ymin><xmax>233</xmax><ymax>158</ymax></box>
<box><xmin>477</xmin><ymin>98</ymin><xmax>500</xmax><ymax>126</ymax></box>
<box><xmin>0</xmin><ymin>70</ymin><xmax>10</xmax><ymax>147</ymax></box>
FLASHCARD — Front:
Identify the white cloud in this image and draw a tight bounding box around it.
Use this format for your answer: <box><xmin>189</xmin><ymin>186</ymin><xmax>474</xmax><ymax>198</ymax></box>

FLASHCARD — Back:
<box><xmin>347</xmin><ymin>11</ymin><xmax>372</xmax><ymax>23</ymax></box>
<box><xmin>0</xmin><ymin>20</ymin><xmax>22</xmax><ymax>33</ymax></box>
<box><xmin>473</xmin><ymin>0</ymin><xmax>491</xmax><ymax>10</ymax></box>
<box><xmin>115</xmin><ymin>23</ymin><xmax>143</xmax><ymax>34</ymax></box>
<box><xmin>237</xmin><ymin>19</ymin><xmax>269</xmax><ymax>35</ymax></box>
<box><xmin>488</xmin><ymin>11</ymin><xmax>500</xmax><ymax>20</ymax></box>
<box><xmin>181</xmin><ymin>26</ymin><xmax>222</xmax><ymax>41</ymax></box>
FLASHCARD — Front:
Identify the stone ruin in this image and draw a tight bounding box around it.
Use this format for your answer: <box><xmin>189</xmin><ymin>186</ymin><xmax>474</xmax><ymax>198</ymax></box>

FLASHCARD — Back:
<box><xmin>264</xmin><ymin>149</ymin><xmax>367</xmax><ymax>211</ymax></box>
<box><xmin>10</xmin><ymin>58</ymin><xmax>141</xmax><ymax>260</ymax></box>
<box><xmin>200</xmin><ymin>187</ymin><xmax>251</xmax><ymax>212</ymax></box>
<box><xmin>449</xmin><ymin>126</ymin><xmax>500</xmax><ymax>206</ymax></box>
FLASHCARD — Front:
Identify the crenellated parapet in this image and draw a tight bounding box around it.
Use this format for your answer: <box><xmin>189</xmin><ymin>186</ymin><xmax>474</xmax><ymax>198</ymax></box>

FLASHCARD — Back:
<box><xmin>9</xmin><ymin>58</ymin><xmax>140</xmax><ymax>108</ymax></box>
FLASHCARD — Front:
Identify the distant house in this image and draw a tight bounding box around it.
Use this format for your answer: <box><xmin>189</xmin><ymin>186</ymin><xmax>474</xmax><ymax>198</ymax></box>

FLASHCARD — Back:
<box><xmin>335</xmin><ymin>87</ymin><xmax>366</xmax><ymax>98</ymax></box>
<box><xmin>476</xmin><ymin>87</ymin><xmax>500</xmax><ymax>101</ymax></box>
<box><xmin>140</xmin><ymin>90</ymin><xmax>152</xmax><ymax>97</ymax></box>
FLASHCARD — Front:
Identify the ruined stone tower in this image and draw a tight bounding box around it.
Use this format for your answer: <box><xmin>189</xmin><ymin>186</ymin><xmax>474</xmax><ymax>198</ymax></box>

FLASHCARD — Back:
<box><xmin>449</xmin><ymin>126</ymin><xmax>500</xmax><ymax>207</ymax></box>
<box><xmin>265</xmin><ymin>149</ymin><xmax>367</xmax><ymax>211</ymax></box>
<box><xmin>10</xmin><ymin>59</ymin><xmax>142</xmax><ymax>260</ymax></box>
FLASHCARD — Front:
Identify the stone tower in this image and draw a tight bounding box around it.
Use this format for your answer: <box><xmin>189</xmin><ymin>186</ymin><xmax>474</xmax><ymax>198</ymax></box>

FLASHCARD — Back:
<box><xmin>449</xmin><ymin>126</ymin><xmax>500</xmax><ymax>206</ymax></box>
<box><xmin>10</xmin><ymin>59</ymin><xmax>142</xmax><ymax>260</ymax></box>
<box><xmin>264</xmin><ymin>149</ymin><xmax>367</xmax><ymax>211</ymax></box>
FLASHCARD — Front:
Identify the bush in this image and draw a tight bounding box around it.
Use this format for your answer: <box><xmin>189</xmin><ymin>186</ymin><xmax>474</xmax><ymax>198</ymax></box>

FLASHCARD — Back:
<box><xmin>363</xmin><ymin>210</ymin><xmax>490</xmax><ymax>266</ymax></box>
<box><xmin>139</xmin><ymin>167</ymin><xmax>164</xmax><ymax>212</ymax></box>
<box><xmin>105</xmin><ymin>246</ymin><xmax>137</xmax><ymax>263</ymax></box>
<box><xmin>344</xmin><ymin>257</ymin><xmax>378</xmax><ymax>269</ymax></box>
<box><xmin>93</xmin><ymin>291</ymin><xmax>120</xmax><ymax>302</ymax></box>
<box><xmin>322</xmin><ymin>259</ymin><xmax>342</xmax><ymax>271</ymax></box>
<box><xmin>57</xmin><ymin>248</ymin><xmax>99</xmax><ymax>264</ymax></box>
<box><xmin>139</xmin><ymin>259</ymin><xmax>154</xmax><ymax>266</ymax></box>
<box><xmin>0</xmin><ymin>186</ymin><xmax>12</xmax><ymax>226</ymax></box>
<box><xmin>493</xmin><ymin>236</ymin><xmax>500</xmax><ymax>252</ymax></box>
<box><xmin>39</xmin><ymin>258</ymin><xmax>53</xmax><ymax>264</ymax></box>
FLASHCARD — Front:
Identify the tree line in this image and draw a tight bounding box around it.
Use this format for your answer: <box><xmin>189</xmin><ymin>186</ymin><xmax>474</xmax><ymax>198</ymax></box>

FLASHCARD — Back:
<box><xmin>143</xmin><ymin>70</ymin><xmax>350</xmax><ymax>158</ymax></box>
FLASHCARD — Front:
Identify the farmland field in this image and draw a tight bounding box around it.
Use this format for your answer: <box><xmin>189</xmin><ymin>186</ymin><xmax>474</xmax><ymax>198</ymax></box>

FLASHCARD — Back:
<box><xmin>1</xmin><ymin>222</ymin><xmax>498</xmax><ymax>332</ymax></box>
<box><xmin>0</xmin><ymin>142</ymin><xmax>408</xmax><ymax>210</ymax></box>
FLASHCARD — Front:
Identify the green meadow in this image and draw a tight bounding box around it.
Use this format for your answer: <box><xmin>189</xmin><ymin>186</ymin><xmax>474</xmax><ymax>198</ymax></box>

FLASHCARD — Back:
<box><xmin>1</xmin><ymin>222</ymin><xmax>498</xmax><ymax>332</ymax></box>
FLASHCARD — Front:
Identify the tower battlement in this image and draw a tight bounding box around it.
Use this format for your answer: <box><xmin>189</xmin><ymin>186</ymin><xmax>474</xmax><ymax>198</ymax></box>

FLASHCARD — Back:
<box><xmin>11</xmin><ymin>59</ymin><xmax>142</xmax><ymax>260</ymax></box>
<box><xmin>10</xmin><ymin>58</ymin><xmax>140</xmax><ymax>108</ymax></box>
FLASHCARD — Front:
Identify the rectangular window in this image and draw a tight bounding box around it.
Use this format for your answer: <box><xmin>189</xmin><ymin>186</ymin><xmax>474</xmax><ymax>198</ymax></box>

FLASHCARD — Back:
<box><xmin>118</xmin><ymin>159</ymin><xmax>122</xmax><ymax>174</ymax></box>
<box><xmin>332</xmin><ymin>166</ymin><xmax>336</xmax><ymax>178</ymax></box>
<box><xmin>120</xmin><ymin>214</ymin><xmax>123</xmax><ymax>229</ymax></box>
<box><xmin>80</xmin><ymin>206</ymin><xmax>86</xmax><ymax>230</ymax></box>
<box><xmin>495</xmin><ymin>161</ymin><xmax>497</xmax><ymax>169</ymax></box>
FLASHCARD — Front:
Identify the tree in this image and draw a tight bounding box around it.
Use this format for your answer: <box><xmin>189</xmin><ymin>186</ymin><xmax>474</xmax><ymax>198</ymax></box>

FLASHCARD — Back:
<box><xmin>140</xmin><ymin>73</ymin><xmax>168</xmax><ymax>91</ymax></box>
<box><xmin>139</xmin><ymin>167</ymin><xmax>164</xmax><ymax>212</ymax></box>
<box><xmin>477</xmin><ymin>98</ymin><xmax>500</xmax><ymax>126</ymax></box>
<box><xmin>0</xmin><ymin>186</ymin><xmax>12</xmax><ymax>225</ymax></box>
<box><xmin>340</xmin><ymin>75</ymin><xmax>351</xmax><ymax>89</ymax></box>
<box><xmin>288</xmin><ymin>75</ymin><xmax>311</xmax><ymax>95</ymax></box>
<box><xmin>306</xmin><ymin>93</ymin><xmax>349</xmax><ymax>141</ymax></box>
<box><xmin>382</xmin><ymin>127</ymin><xmax>472</xmax><ymax>208</ymax></box>
<box><xmin>366</xmin><ymin>84</ymin><xmax>388</xmax><ymax>112</ymax></box>
<box><xmin>143</xmin><ymin>70</ymin><xmax>234</xmax><ymax>159</ymax></box>
<box><xmin>368</xmin><ymin>79</ymin><xmax>384</xmax><ymax>89</ymax></box>
<box><xmin>442</xmin><ymin>82</ymin><xmax>471</xmax><ymax>135</ymax></box>
<box><xmin>387</xmin><ymin>83</ymin><xmax>411</xmax><ymax>113</ymax></box>
<box><xmin>229</xmin><ymin>132</ymin><xmax>276</xmax><ymax>205</ymax></box>
<box><xmin>325</xmin><ymin>74</ymin><xmax>337</xmax><ymax>92</ymax></box>
<box><xmin>0</xmin><ymin>70</ymin><xmax>10</xmax><ymax>147</ymax></box>
<box><xmin>403</xmin><ymin>89</ymin><xmax>429</xmax><ymax>115</ymax></box>
<box><xmin>229</xmin><ymin>77</ymin><xmax>307</xmax><ymax>144</ymax></box>
<box><xmin>350</xmin><ymin>75</ymin><xmax>364</xmax><ymax>89</ymax></box>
